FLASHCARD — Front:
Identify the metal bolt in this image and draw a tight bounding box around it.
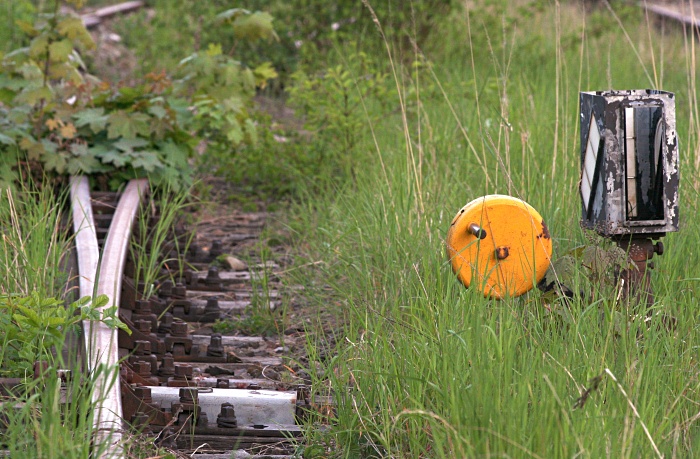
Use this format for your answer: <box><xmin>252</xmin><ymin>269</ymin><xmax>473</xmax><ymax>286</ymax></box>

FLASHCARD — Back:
<box><xmin>159</xmin><ymin>353</ymin><xmax>175</xmax><ymax>376</ymax></box>
<box><xmin>204</xmin><ymin>266</ymin><xmax>222</xmax><ymax>286</ymax></box>
<box><xmin>205</xmin><ymin>297</ymin><xmax>221</xmax><ymax>315</ymax></box>
<box><xmin>171</xmin><ymin>321</ymin><xmax>188</xmax><ymax>337</ymax></box>
<box><xmin>179</xmin><ymin>387</ymin><xmax>199</xmax><ymax>404</ymax></box>
<box><xmin>134</xmin><ymin>340</ymin><xmax>151</xmax><ymax>356</ymax></box>
<box><xmin>136</xmin><ymin>319</ymin><xmax>151</xmax><ymax>334</ymax></box>
<box><xmin>654</xmin><ymin>241</ymin><xmax>664</xmax><ymax>256</ymax></box>
<box><xmin>172</xmin><ymin>283</ymin><xmax>187</xmax><ymax>298</ymax></box>
<box><xmin>184</xmin><ymin>269</ymin><xmax>194</xmax><ymax>285</ymax></box>
<box><xmin>158</xmin><ymin>312</ymin><xmax>173</xmax><ymax>334</ymax></box>
<box><xmin>134</xmin><ymin>361</ymin><xmax>152</xmax><ymax>376</ymax></box>
<box><xmin>216</xmin><ymin>402</ymin><xmax>237</xmax><ymax>428</ymax></box>
<box><xmin>467</xmin><ymin>222</ymin><xmax>487</xmax><ymax>239</ymax></box>
<box><xmin>174</xmin><ymin>363</ymin><xmax>192</xmax><ymax>380</ymax></box>
<box><xmin>210</xmin><ymin>240</ymin><xmax>223</xmax><ymax>258</ymax></box>
<box><xmin>134</xmin><ymin>299</ymin><xmax>152</xmax><ymax>313</ymax></box>
<box><xmin>207</xmin><ymin>333</ymin><xmax>224</xmax><ymax>358</ymax></box>
<box><xmin>133</xmin><ymin>385</ymin><xmax>153</xmax><ymax>404</ymax></box>
<box><xmin>159</xmin><ymin>280</ymin><xmax>173</xmax><ymax>296</ymax></box>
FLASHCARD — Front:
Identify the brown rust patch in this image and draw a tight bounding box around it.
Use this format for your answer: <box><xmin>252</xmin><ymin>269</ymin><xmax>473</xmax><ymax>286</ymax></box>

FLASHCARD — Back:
<box><xmin>538</xmin><ymin>220</ymin><xmax>551</xmax><ymax>240</ymax></box>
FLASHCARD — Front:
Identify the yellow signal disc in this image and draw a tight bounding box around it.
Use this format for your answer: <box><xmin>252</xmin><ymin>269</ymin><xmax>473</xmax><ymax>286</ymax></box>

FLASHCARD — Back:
<box><xmin>446</xmin><ymin>195</ymin><xmax>552</xmax><ymax>299</ymax></box>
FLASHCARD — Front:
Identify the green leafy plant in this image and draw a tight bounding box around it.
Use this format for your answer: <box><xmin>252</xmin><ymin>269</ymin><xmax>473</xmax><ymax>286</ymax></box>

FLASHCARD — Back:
<box><xmin>174</xmin><ymin>43</ymin><xmax>274</xmax><ymax>158</ymax></box>
<box><xmin>0</xmin><ymin>293</ymin><xmax>127</xmax><ymax>377</ymax></box>
<box><xmin>172</xmin><ymin>8</ymin><xmax>278</xmax><ymax>166</ymax></box>
<box><xmin>0</xmin><ymin>5</ymin><xmax>195</xmax><ymax>189</ymax></box>
<box><xmin>0</xmin><ymin>3</ymin><xmax>279</xmax><ymax>191</ymax></box>
<box><xmin>288</xmin><ymin>47</ymin><xmax>389</xmax><ymax>173</ymax></box>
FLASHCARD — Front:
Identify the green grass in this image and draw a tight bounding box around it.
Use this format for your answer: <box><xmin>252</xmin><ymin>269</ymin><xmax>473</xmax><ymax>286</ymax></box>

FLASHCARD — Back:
<box><xmin>129</xmin><ymin>183</ymin><xmax>195</xmax><ymax>297</ymax></box>
<box><xmin>286</xmin><ymin>2</ymin><xmax>700</xmax><ymax>457</ymax></box>
<box><xmin>0</xmin><ymin>180</ymin><xmax>111</xmax><ymax>457</ymax></box>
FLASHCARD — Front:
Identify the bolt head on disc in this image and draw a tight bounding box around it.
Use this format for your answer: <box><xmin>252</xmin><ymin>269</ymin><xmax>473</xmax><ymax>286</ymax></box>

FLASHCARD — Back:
<box><xmin>446</xmin><ymin>195</ymin><xmax>552</xmax><ymax>299</ymax></box>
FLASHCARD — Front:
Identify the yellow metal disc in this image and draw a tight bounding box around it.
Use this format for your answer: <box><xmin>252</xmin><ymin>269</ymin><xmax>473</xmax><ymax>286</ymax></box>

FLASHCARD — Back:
<box><xmin>446</xmin><ymin>195</ymin><xmax>552</xmax><ymax>299</ymax></box>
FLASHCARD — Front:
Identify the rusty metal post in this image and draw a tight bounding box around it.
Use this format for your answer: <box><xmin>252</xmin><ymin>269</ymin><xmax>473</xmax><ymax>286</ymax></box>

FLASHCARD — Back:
<box><xmin>615</xmin><ymin>237</ymin><xmax>664</xmax><ymax>307</ymax></box>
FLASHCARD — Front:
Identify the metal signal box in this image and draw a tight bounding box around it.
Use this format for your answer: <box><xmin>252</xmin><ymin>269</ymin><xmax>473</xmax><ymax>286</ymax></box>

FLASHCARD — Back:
<box><xmin>579</xmin><ymin>89</ymin><xmax>679</xmax><ymax>237</ymax></box>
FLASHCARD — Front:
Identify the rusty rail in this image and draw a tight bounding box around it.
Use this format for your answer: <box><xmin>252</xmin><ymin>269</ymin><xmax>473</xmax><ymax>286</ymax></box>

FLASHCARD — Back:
<box><xmin>71</xmin><ymin>177</ymin><xmax>148</xmax><ymax>458</ymax></box>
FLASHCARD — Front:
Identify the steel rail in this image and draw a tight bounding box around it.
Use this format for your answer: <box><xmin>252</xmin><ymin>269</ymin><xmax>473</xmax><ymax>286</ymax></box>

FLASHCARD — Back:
<box><xmin>71</xmin><ymin>177</ymin><xmax>148</xmax><ymax>458</ymax></box>
<box><xmin>70</xmin><ymin>176</ymin><xmax>100</xmax><ymax>305</ymax></box>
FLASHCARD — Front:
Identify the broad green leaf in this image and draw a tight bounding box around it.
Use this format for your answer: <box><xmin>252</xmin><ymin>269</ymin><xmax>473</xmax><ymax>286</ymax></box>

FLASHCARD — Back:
<box><xmin>28</xmin><ymin>35</ymin><xmax>49</xmax><ymax>60</ymax></box>
<box><xmin>222</xmin><ymin>96</ymin><xmax>243</xmax><ymax>114</ymax></box>
<box><xmin>49</xmin><ymin>39</ymin><xmax>73</xmax><ymax>62</ymax></box>
<box><xmin>107</xmin><ymin>111</ymin><xmax>151</xmax><ymax>139</ymax></box>
<box><xmin>0</xmin><ymin>74</ymin><xmax>20</xmax><ymax>89</ymax></box>
<box><xmin>160</xmin><ymin>141</ymin><xmax>189</xmax><ymax>168</ymax></box>
<box><xmin>73</xmin><ymin>107</ymin><xmax>109</xmax><ymax>132</ymax></box>
<box><xmin>148</xmin><ymin>105</ymin><xmax>167</xmax><ymax>120</ymax></box>
<box><xmin>149</xmin><ymin>114</ymin><xmax>173</xmax><ymax>139</ymax></box>
<box><xmin>17</xmin><ymin>62</ymin><xmax>43</xmax><ymax>81</ymax></box>
<box><xmin>205</xmin><ymin>43</ymin><xmax>223</xmax><ymax>57</ymax></box>
<box><xmin>45</xmin><ymin>316</ymin><xmax>66</xmax><ymax>327</ymax></box>
<box><xmin>40</xmin><ymin>138</ymin><xmax>58</xmax><ymax>154</ymax></box>
<box><xmin>57</xmin><ymin>16</ymin><xmax>95</xmax><ymax>50</ymax></box>
<box><xmin>15</xmin><ymin>85</ymin><xmax>52</xmax><ymax>106</ymax></box>
<box><xmin>113</xmin><ymin>137</ymin><xmax>149</xmax><ymax>153</ymax></box>
<box><xmin>96</xmin><ymin>147</ymin><xmax>129</xmax><ymax>167</ymax></box>
<box><xmin>63</xmin><ymin>64</ymin><xmax>85</xmax><ymax>85</ymax></box>
<box><xmin>43</xmin><ymin>151</ymin><xmax>68</xmax><ymax>173</ymax></box>
<box><xmin>67</xmin><ymin>153</ymin><xmax>102</xmax><ymax>174</ymax></box>
<box><xmin>93</xmin><ymin>294</ymin><xmax>110</xmax><ymax>308</ymax></box>
<box><xmin>70</xmin><ymin>142</ymin><xmax>89</xmax><ymax>156</ymax></box>
<box><xmin>19</xmin><ymin>137</ymin><xmax>45</xmax><ymax>160</ymax></box>
<box><xmin>252</xmin><ymin>62</ymin><xmax>278</xmax><ymax>88</ymax></box>
<box><xmin>0</xmin><ymin>133</ymin><xmax>15</xmax><ymax>145</ymax></box>
<box><xmin>132</xmin><ymin>151</ymin><xmax>162</xmax><ymax>172</ymax></box>
<box><xmin>14</xmin><ymin>305</ymin><xmax>40</xmax><ymax>326</ymax></box>
<box><xmin>231</xmin><ymin>11</ymin><xmax>277</xmax><ymax>42</ymax></box>
<box><xmin>243</xmin><ymin>117</ymin><xmax>257</xmax><ymax>144</ymax></box>
<box><xmin>115</xmin><ymin>86</ymin><xmax>141</xmax><ymax>104</ymax></box>
<box><xmin>15</xmin><ymin>20</ymin><xmax>38</xmax><ymax>38</ymax></box>
<box><xmin>226</xmin><ymin>120</ymin><xmax>243</xmax><ymax>144</ymax></box>
<box><xmin>48</xmin><ymin>62</ymin><xmax>70</xmax><ymax>79</ymax></box>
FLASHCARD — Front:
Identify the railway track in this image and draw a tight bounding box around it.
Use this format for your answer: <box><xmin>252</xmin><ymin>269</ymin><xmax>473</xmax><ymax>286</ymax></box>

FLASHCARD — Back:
<box><xmin>644</xmin><ymin>1</ymin><xmax>700</xmax><ymax>29</ymax></box>
<box><xmin>65</xmin><ymin>177</ymin><xmax>313</xmax><ymax>458</ymax></box>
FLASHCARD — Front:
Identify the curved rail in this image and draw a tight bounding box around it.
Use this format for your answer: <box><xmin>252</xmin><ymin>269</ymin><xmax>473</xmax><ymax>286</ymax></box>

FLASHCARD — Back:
<box><xmin>71</xmin><ymin>177</ymin><xmax>149</xmax><ymax>458</ymax></box>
